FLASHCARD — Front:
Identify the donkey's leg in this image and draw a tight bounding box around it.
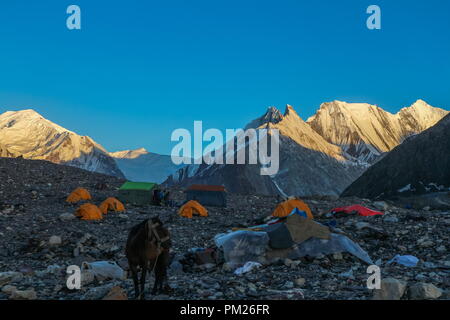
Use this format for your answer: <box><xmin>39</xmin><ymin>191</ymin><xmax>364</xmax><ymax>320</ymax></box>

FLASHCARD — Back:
<box><xmin>130</xmin><ymin>264</ymin><xmax>140</xmax><ymax>300</ymax></box>
<box><xmin>150</xmin><ymin>259</ymin><xmax>159</xmax><ymax>295</ymax></box>
<box><xmin>157</xmin><ymin>263</ymin><xmax>166</xmax><ymax>293</ymax></box>
<box><xmin>139</xmin><ymin>265</ymin><xmax>147</xmax><ymax>300</ymax></box>
<box><xmin>159</xmin><ymin>251</ymin><xmax>171</xmax><ymax>293</ymax></box>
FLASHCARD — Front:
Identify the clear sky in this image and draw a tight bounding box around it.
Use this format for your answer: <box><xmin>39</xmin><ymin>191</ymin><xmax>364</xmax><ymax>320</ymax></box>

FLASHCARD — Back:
<box><xmin>0</xmin><ymin>0</ymin><xmax>449</xmax><ymax>155</ymax></box>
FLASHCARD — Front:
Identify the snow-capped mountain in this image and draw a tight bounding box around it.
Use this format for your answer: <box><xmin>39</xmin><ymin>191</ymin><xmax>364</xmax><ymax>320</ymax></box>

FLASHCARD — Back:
<box><xmin>0</xmin><ymin>109</ymin><xmax>124</xmax><ymax>178</ymax></box>
<box><xmin>164</xmin><ymin>105</ymin><xmax>365</xmax><ymax>196</ymax></box>
<box><xmin>342</xmin><ymin>113</ymin><xmax>450</xmax><ymax>199</ymax></box>
<box><xmin>244</xmin><ymin>107</ymin><xmax>284</xmax><ymax>130</ymax></box>
<box><xmin>307</xmin><ymin>99</ymin><xmax>449</xmax><ymax>163</ymax></box>
<box><xmin>109</xmin><ymin>148</ymin><xmax>187</xmax><ymax>183</ymax></box>
<box><xmin>109</xmin><ymin>147</ymin><xmax>150</xmax><ymax>159</ymax></box>
<box><xmin>165</xmin><ymin>100</ymin><xmax>449</xmax><ymax>196</ymax></box>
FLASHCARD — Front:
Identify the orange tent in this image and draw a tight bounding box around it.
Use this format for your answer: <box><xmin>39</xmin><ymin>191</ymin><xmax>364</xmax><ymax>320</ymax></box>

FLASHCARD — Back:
<box><xmin>272</xmin><ymin>198</ymin><xmax>313</xmax><ymax>219</ymax></box>
<box><xmin>99</xmin><ymin>197</ymin><xmax>125</xmax><ymax>215</ymax></box>
<box><xmin>75</xmin><ymin>203</ymin><xmax>103</xmax><ymax>220</ymax></box>
<box><xmin>178</xmin><ymin>200</ymin><xmax>208</xmax><ymax>218</ymax></box>
<box><xmin>66</xmin><ymin>188</ymin><xmax>92</xmax><ymax>203</ymax></box>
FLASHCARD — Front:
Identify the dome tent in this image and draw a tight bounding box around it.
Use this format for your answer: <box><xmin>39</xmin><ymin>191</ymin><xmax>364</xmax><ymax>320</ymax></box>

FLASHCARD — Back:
<box><xmin>66</xmin><ymin>187</ymin><xmax>92</xmax><ymax>203</ymax></box>
<box><xmin>75</xmin><ymin>203</ymin><xmax>103</xmax><ymax>220</ymax></box>
<box><xmin>99</xmin><ymin>197</ymin><xmax>125</xmax><ymax>214</ymax></box>
<box><xmin>272</xmin><ymin>198</ymin><xmax>313</xmax><ymax>219</ymax></box>
<box><xmin>178</xmin><ymin>200</ymin><xmax>208</xmax><ymax>218</ymax></box>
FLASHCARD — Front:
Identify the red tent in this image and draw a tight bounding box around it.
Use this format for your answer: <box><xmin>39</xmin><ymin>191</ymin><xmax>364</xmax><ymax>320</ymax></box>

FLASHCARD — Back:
<box><xmin>331</xmin><ymin>205</ymin><xmax>383</xmax><ymax>217</ymax></box>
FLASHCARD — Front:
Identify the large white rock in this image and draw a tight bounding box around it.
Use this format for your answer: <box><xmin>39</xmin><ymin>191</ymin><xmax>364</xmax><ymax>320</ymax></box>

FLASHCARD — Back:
<box><xmin>49</xmin><ymin>235</ymin><xmax>62</xmax><ymax>246</ymax></box>
<box><xmin>59</xmin><ymin>213</ymin><xmax>76</xmax><ymax>221</ymax></box>
<box><xmin>409</xmin><ymin>283</ymin><xmax>443</xmax><ymax>300</ymax></box>
<box><xmin>373</xmin><ymin>278</ymin><xmax>407</xmax><ymax>300</ymax></box>
<box><xmin>10</xmin><ymin>289</ymin><xmax>37</xmax><ymax>300</ymax></box>
<box><xmin>0</xmin><ymin>272</ymin><xmax>23</xmax><ymax>286</ymax></box>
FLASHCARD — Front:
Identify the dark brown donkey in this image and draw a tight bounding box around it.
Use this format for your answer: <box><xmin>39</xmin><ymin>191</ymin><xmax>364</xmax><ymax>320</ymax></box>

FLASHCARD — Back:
<box><xmin>125</xmin><ymin>217</ymin><xmax>171</xmax><ymax>299</ymax></box>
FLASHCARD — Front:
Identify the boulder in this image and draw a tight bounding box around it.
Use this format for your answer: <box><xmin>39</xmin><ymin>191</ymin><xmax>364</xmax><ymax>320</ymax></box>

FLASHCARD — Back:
<box><xmin>1</xmin><ymin>285</ymin><xmax>17</xmax><ymax>295</ymax></box>
<box><xmin>10</xmin><ymin>289</ymin><xmax>37</xmax><ymax>300</ymax></box>
<box><xmin>294</xmin><ymin>278</ymin><xmax>306</xmax><ymax>287</ymax></box>
<box><xmin>0</xmin><ymin>272</ymin><xmax>23</xmax><ymax>286</ymax></box>
<box><xmin>373</xmin><ymin>278</ymin><xmax>407</xmax><ymax>300</ymax></box>
<box><xmin>49</xmin><ymin>235</ymin><xmax>62</xmax><ymax>246</ymax></box>
<box><xmin>383</xmin><ymin>215</ymin><xmax>399</xmax><ymax>223</ymax></box>
<box><xmin>409</xmin><ymin>283</ymin><xmax>442</xmax><ymax>300</ymax></box>
<box><xmin>102</xmin><ymin>286</ymin><xmax>128</xmax><ymax>300</ymax></box>
<box><xmin>373</xmin><ymin>201</ymin><xmax>389</xmax><ymax>211</ymax></box>
<box><xmin>59</xmin><ymin>213</ymin><xmax>75</xmax><ymax>221</ymax></box>
<box><xmin>82</xmin><ymin>283</ymin><xmax>116</xmax><ymax>300</ymax></box>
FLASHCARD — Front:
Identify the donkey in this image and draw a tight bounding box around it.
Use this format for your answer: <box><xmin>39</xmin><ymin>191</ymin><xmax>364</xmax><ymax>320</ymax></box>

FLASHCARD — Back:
<box><xmin>125</xmin><ymin>217</ymin><xmax>171</xmax><ymax>299</ymax></box>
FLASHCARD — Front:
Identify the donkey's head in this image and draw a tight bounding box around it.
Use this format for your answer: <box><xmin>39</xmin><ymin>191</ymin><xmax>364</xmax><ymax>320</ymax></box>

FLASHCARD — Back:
<box><xmin>145</xmin><ymin>216</ymin><xmax>171</xmax><ymax>250</ymax></box>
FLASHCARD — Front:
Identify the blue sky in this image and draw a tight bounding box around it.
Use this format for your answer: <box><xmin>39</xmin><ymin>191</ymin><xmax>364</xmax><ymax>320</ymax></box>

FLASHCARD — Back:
<box><xmin>0</xmin><ymin>0</ymin><xmax>449</xmax><ymax>155</ymax></box>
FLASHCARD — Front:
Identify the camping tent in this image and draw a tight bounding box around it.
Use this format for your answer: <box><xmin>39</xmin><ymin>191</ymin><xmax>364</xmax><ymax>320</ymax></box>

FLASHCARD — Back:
<box><xmin>331</xmin><ymin>205</ymin><xmax>383</xmax><ymax>217</ymax></box>
<box><xmin>75</xmin><ymin>203</ymin><xmax>103</xmax><ymax>220</ymax></box>
<box><xmin>66</xmin><ymin>188</ymin><xmax>92</xmax><ymax>203</ymax></box>
<box><xmin>265</xmin><ymin>214</ymin><xmax>330</xmax><ymax>249</ymax></box>
<box><xmin>118</xmin><ymin>182</ymin><xmax>157</xmax><ymax>206</ymax></box>
<box><xmin>99</xmin><ymin>197</ymin><xmax>125</xmax><ymax>214</ymax></box>
<box><xmin>272</xmin><ymin>199</ymin><xmax>313</xmax><ymax>219</ymax></box>
<box><xmin>215</xmin><ymin>214</ymin><xmax>374</xmax><ymax>265</ymax></box>
<box><xmin>179</xmin><ymin>200</ymin><xmax>208</xmax><ymax>218</ymax></box>
<box><xmin>185</xmin><ymin>184</ymin><xmax>227</xmax><ymax>207</ymax></box>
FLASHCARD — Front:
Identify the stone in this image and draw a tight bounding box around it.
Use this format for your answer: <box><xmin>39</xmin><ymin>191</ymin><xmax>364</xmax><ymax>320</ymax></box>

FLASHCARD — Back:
<box><xmin>82</xmin><ymin>283</ymin><xmax>116</xmax><ymax>300</ymax></box>
<box><xmin>49</xmin><ymin>235</ymin><xmax>62</xmax><ymax>246</ymax></box>
<box><xmin>383</xmin><ymin>216</ymin><xmax>399</xmax><ymax>223</ymax></box>
<box><xmin>1</xmin><ymin>285</ymin><xmax>17</xmax><ymax>295</ymax></box>
<box><xmin>222</xmin><ymin>263</ymin><xmax>234</xmax><ymax>272</ymax></box>
<box><xmin>169</xmin><ymin>261</ymin><xmax>184</xmax><ymax>275</ymax></box>
<box><xmin>355</xmin><ymin>222</ymin><xmax>370</xmax><ymax>230</ymax></box>
<box><xmin>282</xmin><ymin>281</ymin><xmax>294</xmax><ymax>289</ymax></box>
<box><xmin>436</xmin><ymin>245</ymin><xmax>446</xmax><ymax>253</ymax></box>
<box><xmin>46</xmin><ymin>264</ymin><xmax>62</xmax><ymax>275</ymax></box>
<box><xmin>415</xmin><ymin>273</ymin><xmax>427</xmax><ymax>281</ymax></box>
<box><xmin>59</xmin><ymin>213</ymin><xmax>75</xmax><ymax>221</ymax></box>
<box><xmin>409</xmin><ymin>283</ymin><xmax>442</xmax><ymax>300</ymax></box>
<box><xmin>423</xmin><ymin>261</ymin><xmax>436</xmax><ymax>268</ymax></box>
<box><xmin>284</xmin><ymin>258</ymin><xmax>293</xmax><ymax>267</ymax></box>
<box><xmin>102</xmin><ymin>286</ymin><xmax>128</xmax><ymax>300</ymax></box>
<box><xmin>419</xmin><ymin>240</ymin><xmax>434</xmax><ymax>248</ymax></box>
<box><xmin>294</xmin><ymin>278</ymin><xmax>306</xmax><ymax>287</ymax></box>
<box><xmin>81</xmin><ymin>270</ymin><xmax>96</xmax><ymax>286</ymax></box>
<box><xmin>373</xmin><ymin>278</ymin><xmax>407</xmax><ymax>300</ymax></box>
<box><xmin>0</xmin><ymin>272</ymin><xmax>23</xmax><ymax>286</ymax></box>
<box><xmin>373</xmin><ymin>201</ymin><xmax>389</xmax><ymax>211</ymax></box>
<box><xmin>10</xmin><ymin>289</ymin><xmax>37</xmax><ymax>300</ymax></box>
<box><xmin>332</xmin><ymin>253</ymin><xmax>343</xmax><ymax>260</ymax></box>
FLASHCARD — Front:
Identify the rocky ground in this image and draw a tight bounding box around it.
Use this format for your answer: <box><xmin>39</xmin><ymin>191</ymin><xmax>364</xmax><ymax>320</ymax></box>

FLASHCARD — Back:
<box><xmin>0</xmin><ymin>157</ymin><xmax>449</xmax><ymax>300</ymax></box>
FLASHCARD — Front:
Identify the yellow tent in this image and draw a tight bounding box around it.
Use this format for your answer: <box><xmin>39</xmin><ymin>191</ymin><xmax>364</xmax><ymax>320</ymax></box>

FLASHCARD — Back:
<box><xmin>99</xmin><ymin>197</ymin><xmax>125</xmax><ymax>214</ymax></box>
<box><xmin>75</xmin><ymin>203</ymin><xmax>103</xmax><ymax>220</ymax></box>
<box><xmin>178</xmin><ymin>200</ymin><xmax>208</xmax><ymax>218</ymax></box>
<box><xmin>272</xmin><ymin>198</ymin><xmax>313</xmax><ymax>219</ymax></box>
<box><xmin>66</xmin><ymin>188</ymin><xmax>92</xmax><ymax>203</ymax></box>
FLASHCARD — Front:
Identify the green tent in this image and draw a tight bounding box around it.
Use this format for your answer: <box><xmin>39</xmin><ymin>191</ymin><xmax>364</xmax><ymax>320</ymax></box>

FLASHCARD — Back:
<box><xmin>118</xmin><ymin>181</ymin><xmax>158</xmax><ymax>205</ymax></box>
